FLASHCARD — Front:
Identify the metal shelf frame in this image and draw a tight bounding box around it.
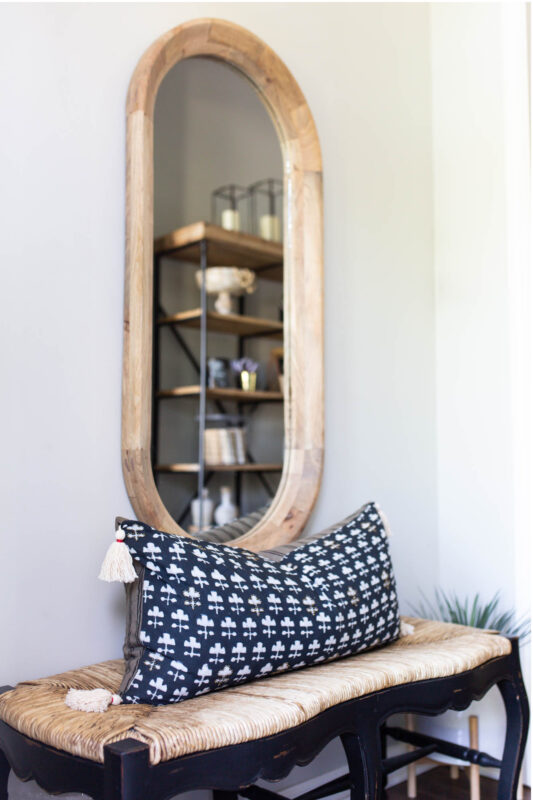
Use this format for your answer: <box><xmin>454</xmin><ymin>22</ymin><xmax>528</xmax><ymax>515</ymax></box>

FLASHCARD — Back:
<box><xmin>152</xmin><ymin>230</ymin><xmax>284</xmax><ymax>531</ymax></box>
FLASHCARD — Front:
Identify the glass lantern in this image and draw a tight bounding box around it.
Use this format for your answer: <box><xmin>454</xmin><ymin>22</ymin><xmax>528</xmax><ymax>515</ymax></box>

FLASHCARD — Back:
<box><xmin>249</xmin><ymin>178</ymin><xmax>283</xmax><ymax>242</ymax></box>
<box><xmin>211</xmin><ymin>184</ymin><xmax>250</xmax><ymax>233</ymax></box>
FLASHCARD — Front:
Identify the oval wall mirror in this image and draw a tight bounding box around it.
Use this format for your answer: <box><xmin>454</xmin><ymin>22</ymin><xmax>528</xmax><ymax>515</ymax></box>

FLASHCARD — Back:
<box><xmin>122</xmin><ymin>19</ymin><xmax>323</xmax><ymax>551</ymax></box>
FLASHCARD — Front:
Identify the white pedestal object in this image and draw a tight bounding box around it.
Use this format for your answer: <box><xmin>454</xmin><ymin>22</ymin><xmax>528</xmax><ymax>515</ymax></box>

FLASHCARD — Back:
<box><xmin>191</xmin><ymin>488</ymin><xmax>214</xmax><ymax>529</ymax></box>
<box><xmin>214</xmin><ymin>486</ymin><xmax>238</xmax><ymax>526</ymax></box>
<box><xmin>195</xmin><ymin>267</ymin><xmax>256</xmax><ymax>316</ymax></box>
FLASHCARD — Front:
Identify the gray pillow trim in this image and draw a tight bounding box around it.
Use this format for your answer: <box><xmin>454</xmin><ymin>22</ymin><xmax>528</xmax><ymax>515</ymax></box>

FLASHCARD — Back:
<box><xmin>194</xmin><ymin>504</ymin><xmax>270</xmax><ymax>544</ymax></box>
<box><xmin>260</xmin><ymin>503</ymin><xmax>370</xmax><ymax>561</ymax></box>
<box><xmin>119</xmin><ymin>562</ymin><xmax>145</xmax><ymax>695</ymax></box>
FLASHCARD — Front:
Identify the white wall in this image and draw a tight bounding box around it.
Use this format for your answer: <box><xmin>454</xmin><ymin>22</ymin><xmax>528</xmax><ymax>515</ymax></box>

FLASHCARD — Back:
<box><xmin>1</xmin><ymin>2</ymin><xmax>528</xmax><ymax>798</ymax></box>
<box><xmin>430</xmin><ymin>1</ymin><xmax>531</xmax><ymax>779</ymax></box>
<box><xmin>432</xmin><ymin>1</ymin><xmax>518</xmax><ymax>606</ymax></box>
<box><xmin>300</xmin><ymin>3</ymin><xmax>437</xmax><ymax>604</ymax></box>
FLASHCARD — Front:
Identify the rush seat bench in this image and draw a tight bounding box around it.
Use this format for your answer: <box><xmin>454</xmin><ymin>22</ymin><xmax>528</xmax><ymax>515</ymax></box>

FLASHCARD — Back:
<box><xmin>0</xmin><ymin>618</ymin><xmax>528</xmax><ymax>800</ymax></box>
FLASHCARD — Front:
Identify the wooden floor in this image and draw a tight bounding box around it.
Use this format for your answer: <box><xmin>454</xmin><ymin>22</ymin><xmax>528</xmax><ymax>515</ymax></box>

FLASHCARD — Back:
<box><xmin>387</xmin><ymin>766</ymin><xmax>530</xmax><ymax>799</ymax></box>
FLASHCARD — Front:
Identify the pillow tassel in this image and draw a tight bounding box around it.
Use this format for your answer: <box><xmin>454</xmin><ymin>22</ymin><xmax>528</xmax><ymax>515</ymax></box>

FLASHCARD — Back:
<box><xmin>400</xmin><ymin>620</ymin><xmax>415</xmax><ymax>636</ymax></box>
<box><xmin>65</xmin><ymin>688</ymin><xmax>122</xmax><ymax>713</ymax></box>
<box><xmin>98</xmin><ymin>526</ymin><xmax>137</xmax><ymax>583</ymax></box>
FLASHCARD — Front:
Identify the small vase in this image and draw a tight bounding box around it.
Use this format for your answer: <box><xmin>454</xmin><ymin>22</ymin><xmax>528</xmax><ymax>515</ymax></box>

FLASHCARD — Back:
<box><xmin>214</xmin><ymin>486</ymin><xmax>238</xmax><ymax>526</ymax></box>
<box><xmin>240</xmin><ymin>370</ymin><xmax>257</xmax><ymax>391</ymax></box>
<box><xmin>191</xmin><ymin>488</ymin><xmax>214</xmax><ymax>529</ymax></box>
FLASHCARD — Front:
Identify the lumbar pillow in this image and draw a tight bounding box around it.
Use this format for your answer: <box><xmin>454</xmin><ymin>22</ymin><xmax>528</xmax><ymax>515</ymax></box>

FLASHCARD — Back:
<box><xmin>66</xmin><ymin>502</ymin><xmax>400</xmax><ymax>710</ymax></box>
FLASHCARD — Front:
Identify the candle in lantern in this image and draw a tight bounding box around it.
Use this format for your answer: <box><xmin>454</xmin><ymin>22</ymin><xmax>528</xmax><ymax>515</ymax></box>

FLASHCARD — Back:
<box><xmin>221</xmin><ymin>208</ymin><xmax>241</xmax><ymax>231</ymax></box>
<box><xmin>259</xmin><ymin>213</ymin><xmax>281</xmax><ymax>242</ymax></box>
<box><xmin>250</xmin><ymin>178</ymin><xmax>282</xmax><ymax>242</ymax></box>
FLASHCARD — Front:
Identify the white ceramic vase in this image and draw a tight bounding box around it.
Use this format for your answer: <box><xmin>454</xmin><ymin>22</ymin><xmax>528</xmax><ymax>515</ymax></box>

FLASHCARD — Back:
<box><xmin>214</xmin><ymin>486</ymin><xmax>238</xmax><ymax>526</ymax></box>
<box><xmin>191</xmin><ymin>488</ymin><xmax>214</xmax><ymax>529</ymax></box>
<box><xmin>196</xmin><ymin>267</ymin><xmax>256</xmax><ymax>315</ymax></box>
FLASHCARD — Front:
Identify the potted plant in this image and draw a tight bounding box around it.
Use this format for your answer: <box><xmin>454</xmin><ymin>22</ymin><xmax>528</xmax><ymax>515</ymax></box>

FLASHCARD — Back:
<box><xmin>411</xmin><ymin>589</ymin><xmax>530</xmax><ymax>641</ymax></box>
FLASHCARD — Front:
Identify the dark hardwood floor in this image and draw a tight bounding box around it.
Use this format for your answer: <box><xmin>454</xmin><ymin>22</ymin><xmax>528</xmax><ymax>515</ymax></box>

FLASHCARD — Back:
<box><xmin>387</xmin><ymin>766</ymin><xmax>530</xmax><ymax>799</ymax></box>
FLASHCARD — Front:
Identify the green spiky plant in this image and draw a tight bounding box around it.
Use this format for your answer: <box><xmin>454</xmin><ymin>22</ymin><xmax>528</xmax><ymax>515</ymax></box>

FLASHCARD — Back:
<box><xmin>411</xmin><ymin>590</ymin><xmax>530</xmax><ymax>643</ymax></box>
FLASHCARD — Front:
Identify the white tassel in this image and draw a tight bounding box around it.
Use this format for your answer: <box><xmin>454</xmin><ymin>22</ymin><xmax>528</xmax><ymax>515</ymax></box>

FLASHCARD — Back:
<box><xmin>98</xmin><ymin>526</ymin><xmax>137</xmax><ymax>583</ymax></box>
<box><xmin>65</xmin><ymin>688</ymin><xmax>122</xmax><ymax>713</ymax></box>
<box><xmin>400</xmin><ymin>620</ymin><xmax>415</xmax><ymax>636</ymax></box>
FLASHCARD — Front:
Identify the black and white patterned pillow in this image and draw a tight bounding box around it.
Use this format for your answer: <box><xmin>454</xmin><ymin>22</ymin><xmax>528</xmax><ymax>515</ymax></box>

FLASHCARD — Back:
<box><xmin>119</xmin><ymin>502</ymin><xmax>400</xmax><ymax>704</ymax></box>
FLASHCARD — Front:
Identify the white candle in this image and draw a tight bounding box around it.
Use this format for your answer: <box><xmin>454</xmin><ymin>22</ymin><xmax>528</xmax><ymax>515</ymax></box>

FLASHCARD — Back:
<box><xmin>259</xmin><ymin>214</ymin><xmax>281</xmax><ymax>242</ymax></box>
<box><xmin>221</xmin><ymin>208</ymin><xmax>240</xmax><ymax>231</ymax></box>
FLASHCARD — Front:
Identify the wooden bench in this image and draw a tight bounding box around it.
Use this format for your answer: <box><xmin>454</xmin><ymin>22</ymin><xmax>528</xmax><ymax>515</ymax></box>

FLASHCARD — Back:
<box><xmin>0</xmin><ymin>618</ymin><xmax>528</xmax><ymax>799</ymax></box>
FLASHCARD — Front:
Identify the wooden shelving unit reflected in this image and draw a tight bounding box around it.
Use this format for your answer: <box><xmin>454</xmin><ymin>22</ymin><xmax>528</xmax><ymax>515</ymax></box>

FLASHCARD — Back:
<box><xmin>155</xmin><ymin>463</ymin><xmax>283</xmax><ymax>474</ymax></box>
<box><xmin>155</xmin><ymin>222</ymin><xmax>283</xmax><ymax>281</ymax></box>
<box><xmin>153</xmin><ymin>220</ymin><xmax>285</xmax><ymax>527</ymax></box>
<box><xmin>158</xmin><ymin>309</ymin><xmax>282</xmax><ymax>339</ymax></box>
<box><xmin>157</xmin><ymin>386</ymin><xmax>283</xmax><ymax>403</ymax></box>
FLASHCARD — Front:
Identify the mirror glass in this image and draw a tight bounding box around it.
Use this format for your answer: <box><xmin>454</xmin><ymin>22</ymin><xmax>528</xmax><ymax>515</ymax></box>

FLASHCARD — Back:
<box><xmin>152</xmin><ymin>57</ymin><xmax>284</xmax><ymax>536</ymax></box>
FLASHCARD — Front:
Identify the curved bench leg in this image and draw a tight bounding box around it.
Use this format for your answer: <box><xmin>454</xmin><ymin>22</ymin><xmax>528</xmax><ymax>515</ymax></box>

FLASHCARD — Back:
<box><xmin>497</xmin><ymin>651</ymin><xmax>529</xmax><ymax>800</ymax></box>
<box><xmin>342</xmin><ymin>729</ymin><xmax>383</xmax><ymax>800</ymax></box>
<box><xmin>380</xmin><ymin>724</ymin><xmax>388</xmax><ymax>797</ymax></box>
<box><xmin>0</xmin><ymin>748</ymin><xmax>9</xmax><ymax>800</ymax></box>
<box><xmin>104</xmin><ymin>739</ymin><xmax>150</xmax><ymax>800</ymax></box>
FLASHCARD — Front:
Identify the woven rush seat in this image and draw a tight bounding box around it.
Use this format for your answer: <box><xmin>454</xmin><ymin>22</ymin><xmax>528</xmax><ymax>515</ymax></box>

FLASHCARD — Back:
<box><xmin>0</xmin><ymin>618</ymin><xmax>511</xmax><ymax>766</ymax></box>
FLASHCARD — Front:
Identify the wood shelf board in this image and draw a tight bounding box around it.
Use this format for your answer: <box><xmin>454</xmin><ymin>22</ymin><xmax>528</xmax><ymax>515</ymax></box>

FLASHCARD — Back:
<box><xmin>155</xmin><ymin>463</ymin><xmax>283</xmax><ymax>473</ymax></box>
<box><xmin>158</xmin><ymin>386</ymin><xmax>284</xmax><ymax>402</ymax></box>
<box><xmin>158</xmin><ymin>309</ymin><xmax>283</xmax><ymax>338</ymax></box>
<box><xmin>154</xmin><ymin>222</ymin><xmax>283</xmax><ymax>279</ymax></box>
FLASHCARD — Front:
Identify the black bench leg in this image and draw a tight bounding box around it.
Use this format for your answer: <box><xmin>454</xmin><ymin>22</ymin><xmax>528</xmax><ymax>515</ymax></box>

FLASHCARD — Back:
<box><xmin>342</xmin><ymin>728</ymin><xmax>383</xmax><ymax>800</ymax></box>
<box><xmin>0</xmin><ymin>748</ymin><xmax>9</xmax><ymax>800</ymax></box>
<box><xmin>497</xmin><ymin>644</ymin><xmax>529</xmax><ymax>800</ymax></box>
<box><xmin>380</xmin><ymin>725</ymin><xmax>388</xmax><ymax>799</ymax></box>
<box><xmin>104</xmin><ymin>739</ymin><xmax>150</xmax><ymax>800</ymax></box>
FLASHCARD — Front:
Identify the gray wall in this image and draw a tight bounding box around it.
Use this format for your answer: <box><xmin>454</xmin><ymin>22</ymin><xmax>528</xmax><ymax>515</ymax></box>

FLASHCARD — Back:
<box><xmin>154</xmin><ymin>57</ymin><xmax>283</xmax><ymax>236</ymax></box>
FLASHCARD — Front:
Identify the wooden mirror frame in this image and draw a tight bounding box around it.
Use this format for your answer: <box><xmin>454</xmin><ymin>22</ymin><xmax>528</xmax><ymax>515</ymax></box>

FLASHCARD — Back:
<box><xmin>122</xmin><ymin>19</ymin><xmax>323</xmax><ymax>551</ymax></box>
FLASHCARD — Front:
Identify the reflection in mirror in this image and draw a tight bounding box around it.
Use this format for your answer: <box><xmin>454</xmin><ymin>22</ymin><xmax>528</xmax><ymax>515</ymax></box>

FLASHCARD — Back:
<box><xmin>152</xmin><ymin>57</ymin><xmax>284</xmax><ymax>538</ymax></box>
